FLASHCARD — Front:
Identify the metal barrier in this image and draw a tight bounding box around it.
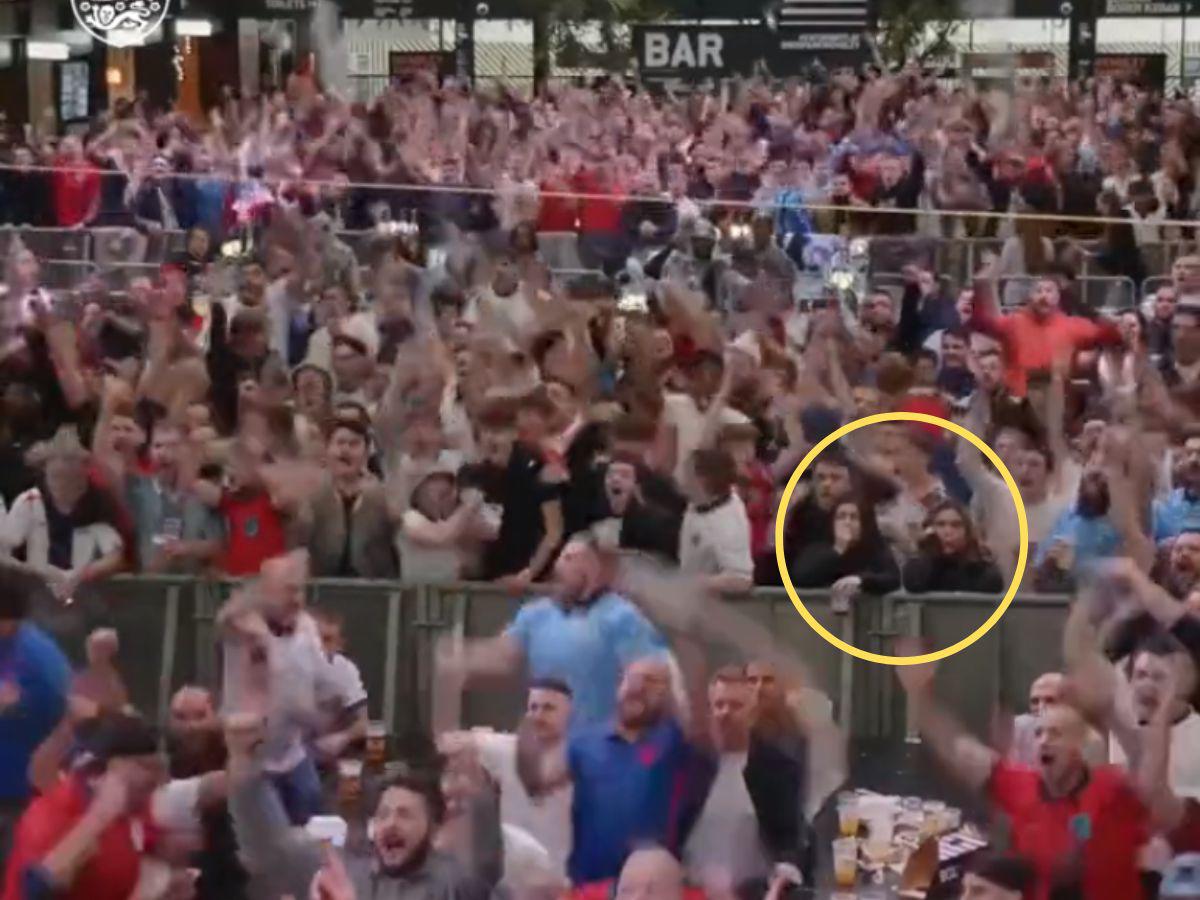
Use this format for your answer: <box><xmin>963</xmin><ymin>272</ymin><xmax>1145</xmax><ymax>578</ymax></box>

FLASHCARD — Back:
<box><xmin>72</xmin><ymin>578</ymin><xmax>1070</xmax><ymax>745</ymax></box>
<box><xmin>998</xmin><ymin>274</ymin><xmax>1137</xmax><ymax>311</ymax></box>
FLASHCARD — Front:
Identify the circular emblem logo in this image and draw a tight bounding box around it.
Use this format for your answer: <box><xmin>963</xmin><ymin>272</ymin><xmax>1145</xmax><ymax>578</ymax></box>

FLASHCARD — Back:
<box><xmin>72</xmin><ymin>0</ymin><xmax>171</xmax><ymax>48</ymax></box>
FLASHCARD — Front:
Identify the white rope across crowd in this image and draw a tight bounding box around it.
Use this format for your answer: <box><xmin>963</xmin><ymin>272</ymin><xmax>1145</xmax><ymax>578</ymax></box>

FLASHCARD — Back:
<box><xmin>2</xmin><ymin>161</ymin><xmax>1196</xmax><ymax>232</ymax></box>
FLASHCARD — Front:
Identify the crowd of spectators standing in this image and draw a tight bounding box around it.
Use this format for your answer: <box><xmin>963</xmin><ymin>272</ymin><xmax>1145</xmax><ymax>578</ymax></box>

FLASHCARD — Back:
<box><xmin>4</xmin><ymin>62</ymin><xmax>1200</xmax><ymax>899</ymax></box>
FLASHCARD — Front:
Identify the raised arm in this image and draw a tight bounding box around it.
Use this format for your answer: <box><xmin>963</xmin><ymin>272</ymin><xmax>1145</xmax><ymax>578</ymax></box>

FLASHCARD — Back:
<box><xmin>894</xmin><ymin>644</ymin><xmax>997</xmax><ymax>792</ymax></box>
<box><xmin>224</xmin><ymin>714</ymin><xmax>323</xmax><ymax>900</ymax></box>
<box><xmin>1135</xmin><ymin>671</ymin><xmax>1187</xmax><ymax>832</ymax></box>
<box><xmin>1062</xmin><ymin>591</ymin><xmax>1141</xmax><ymax>764</ymax></box>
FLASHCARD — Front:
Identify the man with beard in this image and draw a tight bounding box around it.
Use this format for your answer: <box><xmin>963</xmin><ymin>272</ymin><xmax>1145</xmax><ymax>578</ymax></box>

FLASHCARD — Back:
<box><xmin>896</xmin><ymin>653</ymin><xmax>1150</xmax><ymax>900</ymax></box>
<box><xmin>1034</xmin><ymin>469</ymin><xmax>1124</xmax><ymax>591</ymax></box>
<box><xmin>970</xmin><ymin>275</ymin><xmax>1121</xmax><ymax>397</ymax></box>
<box><xmin>225</xmin><ymin>713</ymin><xmax>500</xmax><ymax>900</ymax></box>
<box><xmin>546</xmin><ymin>655</ymin><xmax>690</xmax><ymax>886</ymax></box>
<box><xmin>1154</xmin><ymin>432</ymin><xmax>1200</xmax><ymax>541</ymax></box>
<box><xmin>444</xmin><ymin>535</ymin><xmax>666</xmax><ymax>728</ymax></box>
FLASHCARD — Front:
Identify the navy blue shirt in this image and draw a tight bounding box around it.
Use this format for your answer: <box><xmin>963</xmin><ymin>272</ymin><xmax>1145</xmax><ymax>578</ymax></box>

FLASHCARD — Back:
<box><xmin>567</xmin><ymin>718</ymin><xmax>691</xmax><ymax>885</ymax></box>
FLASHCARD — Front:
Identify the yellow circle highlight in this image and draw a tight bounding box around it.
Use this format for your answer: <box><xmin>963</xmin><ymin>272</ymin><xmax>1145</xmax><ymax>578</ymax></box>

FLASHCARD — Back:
<box><xmin>774</xmin><ymin>411</ymin><xmax>1028</xmax><ymax>666</ymax></box>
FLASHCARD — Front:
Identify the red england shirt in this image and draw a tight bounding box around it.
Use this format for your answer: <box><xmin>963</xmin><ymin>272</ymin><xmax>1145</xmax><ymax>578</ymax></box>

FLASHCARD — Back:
<box><xmin>219</xmin><ymin>489</ymin><xmax>287</xmax><ymax>576</ymax></box>
<box><xmin>988</xmin><ymin>760</ymin><xmax>1148</xmax><ymax>900</ymax></box>
<box><xmin>2</xmin><ymin>777</ymin><xmax>145</xmax><ymax>900</ymax></box>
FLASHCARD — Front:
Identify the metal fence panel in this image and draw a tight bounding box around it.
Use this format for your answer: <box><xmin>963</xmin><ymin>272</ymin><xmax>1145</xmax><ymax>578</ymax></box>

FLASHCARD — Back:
<box><xmin>71</xmin><ymin>580</ymin><xmax>1076</xmax><ymax>748</ymax></box>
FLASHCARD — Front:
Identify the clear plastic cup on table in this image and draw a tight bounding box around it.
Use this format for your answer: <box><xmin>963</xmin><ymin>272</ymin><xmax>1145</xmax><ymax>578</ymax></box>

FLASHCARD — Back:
<box><xmin>832</xmin><ymin>836</ymin><xmax>858</xmax><ymax>889</ymax></box>
<box><xmin>837</xmin><ymin>791</ymin><xmax>861</xmax><ymax>837</ymax></box>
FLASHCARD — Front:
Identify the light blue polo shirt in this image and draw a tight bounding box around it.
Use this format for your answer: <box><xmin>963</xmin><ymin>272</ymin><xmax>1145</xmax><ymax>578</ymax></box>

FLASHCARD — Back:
<box><xmin>506</xmin><ymin>591</ymin><xmax>667</xmax><ymax>728</ymax></box>
<box><xmin>1153</xmin><ymin>488</ymin><xmax>1200</xmax><ymax>542</ymax></box>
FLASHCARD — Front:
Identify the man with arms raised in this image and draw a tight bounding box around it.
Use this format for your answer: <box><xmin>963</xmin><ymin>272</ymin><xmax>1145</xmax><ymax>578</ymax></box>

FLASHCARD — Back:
<box><xmin>445</xmin><ymin>534</ymin><xmax>666</xmax><ymax>727</ymax></box>
<box><xmin>225</xmin><ymin>713</ymin><xmax>501</xmax><ymax>900</ymax></box>
<box><xmin>896</xmin><ymin>642</ymin><xmax>1150</xmax><ymax>900</ymax></box>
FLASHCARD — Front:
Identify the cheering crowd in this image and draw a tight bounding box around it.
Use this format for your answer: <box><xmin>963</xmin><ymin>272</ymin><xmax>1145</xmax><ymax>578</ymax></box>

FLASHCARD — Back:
<box><xmin>3</xmin><ymin>59</ymin><xmax>1200</xmax><ymax>898</ymax></box>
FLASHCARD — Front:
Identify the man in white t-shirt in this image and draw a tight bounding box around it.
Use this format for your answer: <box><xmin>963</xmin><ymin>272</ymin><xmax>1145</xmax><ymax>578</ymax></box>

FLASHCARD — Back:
<box><xmin>678</xmin><ymin>448</ymin><xmax>754</xmax><ymax>594</ymax></box>
<box><xmin>218</xmin><ymin>550</ymin><xmax>343</xmax><ymax>826</ymax></box>
<box><xmin>311</xmin><ymin>607</ymin><xmax>369</xmax><ymax>763</ymax></box>
<box><xmin>1110</xmin><ymin>635</ymin><xmax>1200</xmax><ymax>798</ymax></box>
<box><xmin>439</xmin><ymin>678</ymin><xmax>573</xmax><ymax>880</ymax></box>
<box><xmin>681</xmin><ymin>667</ymin><xmax>801</xmax><ymax>892</ymax></box>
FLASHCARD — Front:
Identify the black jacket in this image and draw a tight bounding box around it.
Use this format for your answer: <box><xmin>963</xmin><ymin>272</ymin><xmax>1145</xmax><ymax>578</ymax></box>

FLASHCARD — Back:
<box><xmin>790</xmin><ymin>541</ymin><xmax>900</xmax><ymax>594</ymax></box>
<box><xmin>678</xmin><ymin>734</ymin><xmax>810</xmax><ymax>881</ymax></box>
<box><xmin>902</xmin><ymin>552</ymin><xmax>1005</xmax><ymax>594</ymax></box>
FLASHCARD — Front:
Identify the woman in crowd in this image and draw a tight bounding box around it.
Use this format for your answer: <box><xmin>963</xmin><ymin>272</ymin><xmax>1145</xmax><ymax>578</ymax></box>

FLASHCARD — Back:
<box><xmin>902</xmin><ymin>499</ymin><xmax>1005</xmax><ymax>594</ymax></box>
<box><xmin>789</xmin><ymin>496</ymin><xmax>900</xmax><ymax>596</ymax></box>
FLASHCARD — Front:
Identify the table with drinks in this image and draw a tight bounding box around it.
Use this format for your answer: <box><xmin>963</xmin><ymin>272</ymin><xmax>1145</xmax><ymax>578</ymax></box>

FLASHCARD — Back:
<box><xmin>829</xmin><ymin>789</ymin><xmax>988</xmax><ymax>898</ymax></box>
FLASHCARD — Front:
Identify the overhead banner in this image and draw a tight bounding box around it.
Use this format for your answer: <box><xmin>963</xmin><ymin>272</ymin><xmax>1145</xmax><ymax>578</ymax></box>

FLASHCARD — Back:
<box><xmin>1095</xmin><ymin>52</ymin><xmax>1167</xmax><ymax>88</ymax></box>
<box><xmin>633</xmin><ymin>23</ymin><xmax>868</xmax><ymax>81</ymax></box>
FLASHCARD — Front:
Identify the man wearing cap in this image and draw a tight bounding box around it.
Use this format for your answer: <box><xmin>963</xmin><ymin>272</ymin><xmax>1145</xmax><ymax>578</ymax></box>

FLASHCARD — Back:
<box><xmin>0</xmin><ymin>567</ymin><xmax>70</xmax><ymax>861</ymax></box>
<box><xmin>0</xmin><ymin>426</ymin><xmax>126</xmax><ymax>602</ymax></box>
<box><xmin>2</xmin><ymin>711</ymin><xmax>165</xmax><ymax>900</ymax></box>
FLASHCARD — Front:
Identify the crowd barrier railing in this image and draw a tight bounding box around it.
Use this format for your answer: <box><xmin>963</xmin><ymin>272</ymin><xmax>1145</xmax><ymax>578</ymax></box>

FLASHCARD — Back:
<box><xmin>5</xmin><ymin>223</ymin><xmax>1194</xmax><ymax>310</ymax></box>
<box><xmin>66</xmin><ymin>577</ymin><xmax>1071</xmax><ymax>745</ymax></box>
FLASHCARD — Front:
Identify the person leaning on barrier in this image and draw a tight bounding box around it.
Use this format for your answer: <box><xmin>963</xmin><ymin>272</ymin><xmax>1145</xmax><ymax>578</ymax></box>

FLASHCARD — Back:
<box><xmin>224</xmin><ymin>712</ymin><xmax>502</xmax><ymax>900</ymax></box>
<box><xmin>900</xmin><ymin>499</ymin><xmax>1005</xmax><ymax>595</ymax></box>
<box><xmin>789</xmin><ymin>494</ymin><xmax>900</xmax><ymax>599</ymax></box>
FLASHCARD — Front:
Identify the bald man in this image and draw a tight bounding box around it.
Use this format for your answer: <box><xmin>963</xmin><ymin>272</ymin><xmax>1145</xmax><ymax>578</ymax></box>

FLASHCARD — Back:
<box><xmin>218</xmin><ymin>550</ymin><xmax>346</xmax><ymax>825</ymax></box>
<box><xmin>615</xmin><ymin>848</ymin><xmax>685</xmax><ymax>900</ymax></box>
<box><xmin>898</xmin><ymin>659</ymin><xmax>1151</xmax><ymax>900</ymax></box>
<box><xmin>521</xmin><ymin>656</ymin><xmax>692</xmax><ymax>886</ymax></box>
<box><xmin>1009</xmin><ymin>672</ymin><xmax>1105</xmax><ymax>767</ymax></box>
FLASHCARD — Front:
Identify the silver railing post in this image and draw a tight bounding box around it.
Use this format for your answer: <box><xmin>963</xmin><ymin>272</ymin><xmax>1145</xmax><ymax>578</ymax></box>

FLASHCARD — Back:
<box><xmin>157</xmin><ymin>585</ymin><xmax>180</xmax><ymax>731</ymax></box>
